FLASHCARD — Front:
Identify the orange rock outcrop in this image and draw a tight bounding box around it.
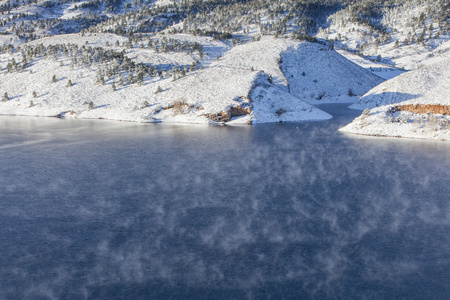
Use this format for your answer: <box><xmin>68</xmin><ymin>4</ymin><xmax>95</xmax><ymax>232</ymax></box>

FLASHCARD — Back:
<box><xmin>388</xmin><ymin>104</ymin><xmax>450</xmax><ymax>115</ymax></box>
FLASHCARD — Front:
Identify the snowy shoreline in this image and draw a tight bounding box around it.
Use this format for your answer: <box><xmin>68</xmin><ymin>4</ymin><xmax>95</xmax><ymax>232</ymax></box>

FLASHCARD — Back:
<box><xmin>339</xmin><ymin>58</ymin><xmax>450</xmax><ymax>142</ymax></box>
<box><xmin>1</xmin><ymin>37</ymin><xmax>384</xmax><ymax>126</ymax></box>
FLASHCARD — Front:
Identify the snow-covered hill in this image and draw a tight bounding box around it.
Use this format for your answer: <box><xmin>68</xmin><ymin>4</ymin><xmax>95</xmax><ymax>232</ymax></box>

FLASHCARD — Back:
<box><xmin>1</xmin><ymin>35</ymin><xmax>385</xmax><ymax>125</ymax></box>
<box><xmin>340</xmin><ymin>58</ymin><xmax>450</xmax><ymax>141</ymax></box>
<box><xmin>0</xmin><ymin>0</ymin><xmax>447</xmax><ymax>128</ymax></box>
<box><xmin>280</xmin><ymin>42</ymin><xmax>384</xmax><ymax>104</ymax></box>
<box><xmin>316</xmin><ymin>0</ymin><xmax>449</xmax><ymax>71</ymax></box>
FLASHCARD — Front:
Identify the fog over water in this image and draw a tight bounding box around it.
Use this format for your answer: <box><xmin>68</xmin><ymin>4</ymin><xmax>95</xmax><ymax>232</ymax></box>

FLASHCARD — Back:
<box><xmin>1</xmin><ymin>105</ymin><xmax>450</xmax><ymax>299</ymax></box>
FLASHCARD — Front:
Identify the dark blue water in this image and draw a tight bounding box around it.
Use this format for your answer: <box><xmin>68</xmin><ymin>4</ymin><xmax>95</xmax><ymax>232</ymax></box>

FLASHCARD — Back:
<box><xmin>1</xmin><ymin>105</ymin><xmax>450</xmax><ymax>299</ymax></box>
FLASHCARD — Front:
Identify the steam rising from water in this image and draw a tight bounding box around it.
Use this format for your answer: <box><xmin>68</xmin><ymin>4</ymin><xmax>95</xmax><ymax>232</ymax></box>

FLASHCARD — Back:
<box><xmin>1</xmin><ymin>110</ymin><xmax>449</xmax><ymax>299</ymax></box>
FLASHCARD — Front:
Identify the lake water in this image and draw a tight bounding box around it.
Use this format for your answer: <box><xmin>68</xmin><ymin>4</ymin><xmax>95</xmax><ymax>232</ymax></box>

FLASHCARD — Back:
<box><xmin>1</xmin><ymin>105</ymin><xmax>449</xmax><ymax>299</ymax></box>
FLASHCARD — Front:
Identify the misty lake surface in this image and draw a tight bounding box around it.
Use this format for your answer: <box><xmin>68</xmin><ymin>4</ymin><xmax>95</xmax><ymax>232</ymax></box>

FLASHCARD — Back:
<box><xmin>1</xmin><ymin>104</ymin><xmax>450</xmax><ymax>299</ymax></box>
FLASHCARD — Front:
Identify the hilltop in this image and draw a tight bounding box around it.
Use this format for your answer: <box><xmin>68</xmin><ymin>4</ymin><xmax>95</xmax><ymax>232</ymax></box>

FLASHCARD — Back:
<box><xmin>340</xmin><ymin>57</ymin><xmax>450</xmax><ymax>141</ymax></box>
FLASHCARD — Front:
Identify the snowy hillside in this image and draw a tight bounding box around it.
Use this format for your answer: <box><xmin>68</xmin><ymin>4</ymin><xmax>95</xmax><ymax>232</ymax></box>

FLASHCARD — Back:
<box><xmin>0</xmin><ymin>0</ymin><xmax>448</xmax><ymax>127</ymax></box>
<box><xmin>340</xmin><ymin>59</ymin><xmax>450</xmax><ymax>141</ymax></box>
<box><xmin>316</xmin><ymin>0</ymin><xmax>449</xmax><ymax>71</ymax></box>
<box><xmin>1</xmin><ymin>33</ymin><xmax>387</xmax><ymax>125</ymax></box>
<box><xmin>280</xmin><ymin>42</ymin><xmax>384</xmax><ymax>104</ymax></box>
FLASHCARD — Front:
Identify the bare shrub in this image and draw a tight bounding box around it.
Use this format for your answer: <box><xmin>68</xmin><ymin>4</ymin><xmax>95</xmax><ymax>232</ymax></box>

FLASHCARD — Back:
<box><xmin>172</xmin><ymin>99</ymin><xmax>190</xmax><ymax>115</ymax></box>
<box><xmin>275</xmin><ymin>108</ymin><xmax>287</xmax><ymax>117</ymax></box>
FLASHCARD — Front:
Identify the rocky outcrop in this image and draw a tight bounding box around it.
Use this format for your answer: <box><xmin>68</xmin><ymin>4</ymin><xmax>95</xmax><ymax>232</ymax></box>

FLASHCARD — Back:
<box><xmin>388</xmin><ymin>104</ymin><xmax>450</xmax><ymax>115</ymax></box>
<box><xmin>204</xmin><ymin>105</ymin><xmax>252</xmax><ymax>123</ymax></box>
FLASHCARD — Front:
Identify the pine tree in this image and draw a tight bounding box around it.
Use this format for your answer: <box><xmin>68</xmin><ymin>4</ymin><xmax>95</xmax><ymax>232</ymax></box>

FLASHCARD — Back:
<box><xmin>118</xmin><ymin>73</ymin><xmax>124</xmax><ymax>86</ymax></box>
<box><xmin>97</xmin><ymin>75</ymin><xmax>105</xmax><ymax>85</ymax></box>
<box><xmin>136</xmin><ymin>71</ymin><xmax>144</xmax><ymax>85</ymax></box>
<box><xmin>2</xmin><ymin>92</ymin><xmax>8</xmax><ymax>102</ymax></box>
<box><xmin>155</xmin><ymin>86</ymin><xmax>163</xmax><ymax>94</ymax></box>
<box><xmin>32</xmin><ymin>91</ymin><xmax>37</xmax><ymax>98</ymax></box>
<box><xmin>66</xmin><ymin>79</ymin><xmax>73</xmax><ymax>87</ymax></box>
<box><xmin>128</xmin><ymin>73</ymin><xmax>134</xmax><ymax>84</ymax></box>
<box><xmin>88</xmin><ymin>101</ymin><xmax>95</xmax><ymax>110</ymax></box>
<box><xmin>51</xmin><ymin>74</ymin><xmax>57</xmax><ymax>83</ymax></box>
<box><xmin>199</xmin><ymin>45</ymin><xmax>204</xmax><ymax>59</ymax></box>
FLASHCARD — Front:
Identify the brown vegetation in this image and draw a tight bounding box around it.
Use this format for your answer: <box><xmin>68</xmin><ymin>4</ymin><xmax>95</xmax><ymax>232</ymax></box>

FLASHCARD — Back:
<box><xmin>159</xmin><ymin>99</ymin><xmax>203</xmax><ymax>114</ymax></box>
<box><xmin>204</xmin><ymin>106</ymin><xmax>252</xmax><ymax>123</ymax></box>
<box><xmin>388</xmin><ymin>104</ymin><xmax>450</xmax><ymax>115</ymax></box>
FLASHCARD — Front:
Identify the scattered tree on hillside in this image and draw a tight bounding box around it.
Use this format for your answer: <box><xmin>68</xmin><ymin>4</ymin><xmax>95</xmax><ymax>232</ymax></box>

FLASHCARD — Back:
<box><xmin>118</xmin><ymin>73</ymin><xmax>124</xmax><ymax>86</ymax></box>
<box><xmin>128</xmin><ymin>73</ymin><xmax>134</xmax><ymax>84</ymax></box>
<box><xmin>136</xmin><ymin>71</ymin><xmax>144</xmax><ymax>85</ymax></box>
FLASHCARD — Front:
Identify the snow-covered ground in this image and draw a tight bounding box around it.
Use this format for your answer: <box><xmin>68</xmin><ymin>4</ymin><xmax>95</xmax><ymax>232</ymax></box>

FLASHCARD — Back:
<box><xmin>335</xmin><ymin>49</ymin><xmax>405</xmax><ymax>80</ymax></box>
<box><xmin>316</xmin><ymin>0</ymin><xmax>450</xmax><ymax>71</ymax></box>
<box><xmin>280</xmin><ymin>43</ymin><xmax>384</xmax><ymax>104</ymax></box>
<box><xmin>26</xmin><ymin>33</ymin><xmax>129</xmax><ymax>48</ymax></box>
<box><xmin>340</xmin><ymin>59</ymin><xmax>450</xmax><ymax>141</ymax></box>
<box><xmin>1</xmin><ymin>35</ymin><xmax>384</xmax><ymax>125</ymax></box>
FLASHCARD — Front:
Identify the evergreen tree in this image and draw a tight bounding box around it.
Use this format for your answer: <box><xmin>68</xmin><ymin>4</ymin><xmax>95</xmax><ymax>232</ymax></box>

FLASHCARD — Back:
<box><xmin>136</xmin><ymin>71</ymin><xmax>144</xmax><ymax>85</ymax></box>
<box><xmin>2</xmin><ymin>92</ymin><xmax>8</xmax><ymax>102</ymax></box>
<box><xmin>128</xmin><ymin>73</ymin><xmax>134</xmax><ymax>84</ymax></box>
<box><xmin>118</xmin><ymin>73</ymin><xmax>124</xmax><ymax>86</ymax></box>
<box><xmin>97</xmin><ymin>75</ymin><xmax>105</xmax><ymax>85</ymax></box>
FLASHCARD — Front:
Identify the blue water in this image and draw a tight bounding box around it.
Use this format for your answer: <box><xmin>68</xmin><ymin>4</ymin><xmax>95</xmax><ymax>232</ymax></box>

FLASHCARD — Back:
<box><xmin>1</xmin><ymin>105</ymin><xmax>449</xmax><ymax>299</ymax></box>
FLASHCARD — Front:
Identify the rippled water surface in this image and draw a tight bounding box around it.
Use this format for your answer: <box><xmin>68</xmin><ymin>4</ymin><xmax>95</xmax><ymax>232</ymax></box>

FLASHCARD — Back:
<box><xmin>1</xmin><ymin>105</ymin><xmax>449</xmax><ymax>299</ymax></box>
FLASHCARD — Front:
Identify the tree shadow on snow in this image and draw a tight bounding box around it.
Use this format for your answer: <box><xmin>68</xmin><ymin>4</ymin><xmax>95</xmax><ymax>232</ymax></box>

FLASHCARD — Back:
<box><xmin>35</xmin><ymin>92</ymin><xmax>50</xmax><ymax>98</ymax></box>
<box><xmin>95</xmin><ymin>104</ymin><xmax>110</xmax><ymax>109</ymax></box>
<box><xmin>9</xmin><ymin>94</ymin><xmax>24</xmax><ymax>100</ymax></box>
<box><xmin>54</xmin><ymin>76</ymin><xmax>67</xmax><ymax>83</ymax></box>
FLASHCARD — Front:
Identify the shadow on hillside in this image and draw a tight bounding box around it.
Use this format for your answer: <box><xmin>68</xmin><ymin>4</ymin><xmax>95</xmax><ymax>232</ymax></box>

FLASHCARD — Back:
<box><xmin>359</xmin><ymin>92</ymin><xmax>421</xmax><ymax>106</ymax></box>
<box><xmin>55</xmin><ymin>76</ymin><xmax>67</xmax><ymax>83</ymax></box>
<box><xmin>36</xmin><ymin>92</ymin><xmax>50</xmax><ymax>98</ymax></box>
<box><xmin>335</xmin><ymin>43</ymin><xmax>408</xmax><ymax>71</ymax></box>
<box><xmin>9</xmin><ymin>94</ymin><xmax>23</xmax><ymax>100</ymax></box>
